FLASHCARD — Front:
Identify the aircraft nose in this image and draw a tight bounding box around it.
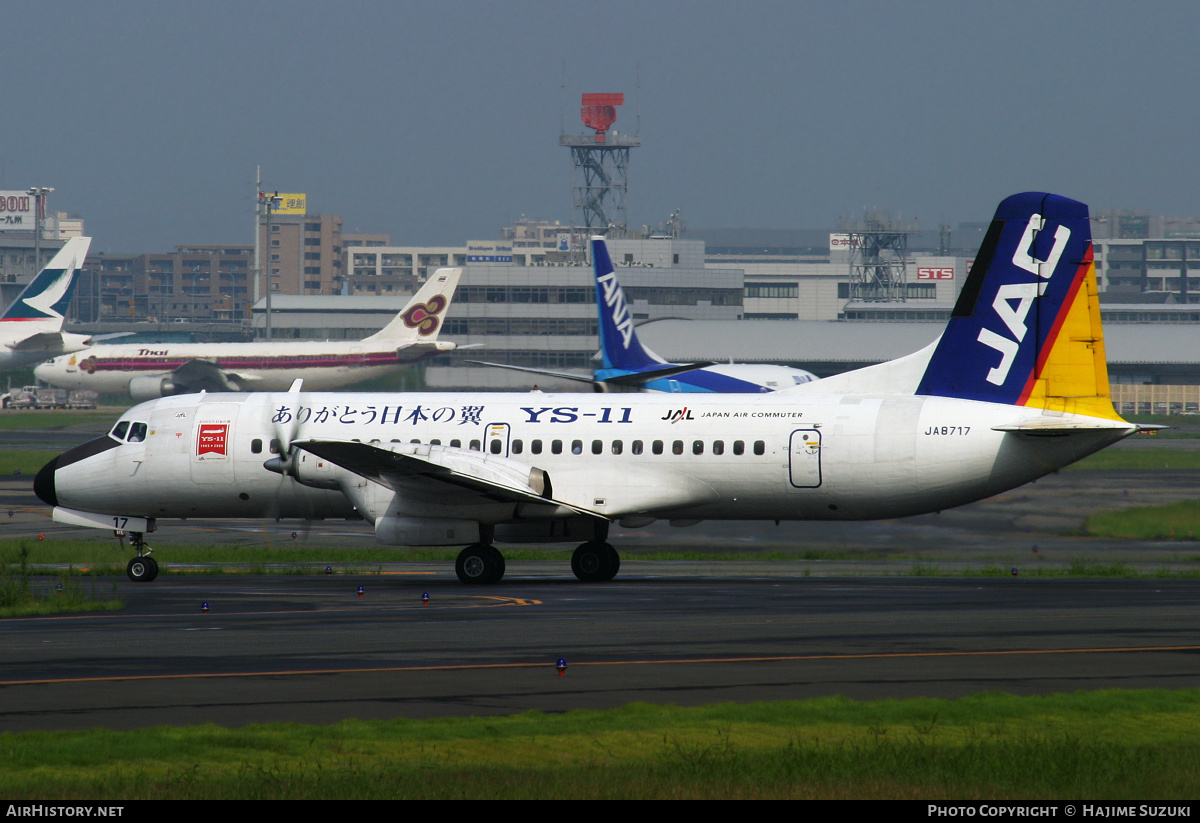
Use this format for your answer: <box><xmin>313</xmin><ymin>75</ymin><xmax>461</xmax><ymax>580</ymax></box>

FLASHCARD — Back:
<box><xmin>34</xmin><ymin>456</ymin><xmax>58</xmax><ymax>507</ymax></box>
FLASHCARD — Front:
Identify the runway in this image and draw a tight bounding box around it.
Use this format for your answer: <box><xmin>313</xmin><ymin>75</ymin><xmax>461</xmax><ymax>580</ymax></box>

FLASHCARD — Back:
<box><xmin>3</xmin><ymin>572</ymin><xmax>1200</xmax><ymax>732</ymax></box>
<box><xmin>4</xmin><ymin>419</ymin><xmax>1200</xmax><ymax>732</ymax></box>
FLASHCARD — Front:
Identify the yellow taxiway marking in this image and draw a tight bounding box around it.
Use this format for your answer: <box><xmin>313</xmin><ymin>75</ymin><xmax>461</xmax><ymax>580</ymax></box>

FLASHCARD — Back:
<box><xmin>3</xmin><ymin>644</ymin><xmax>1197</xmax><ymax>687</ymax></box>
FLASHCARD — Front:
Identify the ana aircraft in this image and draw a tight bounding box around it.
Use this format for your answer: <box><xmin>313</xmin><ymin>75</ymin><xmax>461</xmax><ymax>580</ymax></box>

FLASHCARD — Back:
<box><xmin>34</xmin><ymin>268</ymin><xmax>463</xmax><ymax>400</ymax></box>
<box><xmin>470</xmin><ymin>237</ymin><xmax>819</xmax><ymax>392</ymax></box>
<box><xmin>36</xmin><ymin>193</ymin><xmax>1143</xmax><ymax>585</ymax></box>
<box><xmin>1</xmin><ymin>237</ymin><xmax>93</xmax><ymax>371</ymax></box>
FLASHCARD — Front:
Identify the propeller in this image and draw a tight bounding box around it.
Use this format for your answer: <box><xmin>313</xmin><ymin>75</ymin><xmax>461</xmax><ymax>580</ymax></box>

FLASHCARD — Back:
<box><xmin>263</xmin><ymin>378</ymin><xmax>304</xmax><ymax>479</ymax></box>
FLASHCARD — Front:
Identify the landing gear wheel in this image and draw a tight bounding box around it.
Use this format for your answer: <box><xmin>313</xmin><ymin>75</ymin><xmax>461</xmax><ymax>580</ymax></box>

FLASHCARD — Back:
<box><xmin>127</xmin><ymin>556</ymin><xmax>156</xmax><ymax>582</ymax></box>
<box><xmin>487</xmin><ymin>545</ymin><xmax>506</xmax><ymax>583</ymax></box>
<box><xmin>572</xmin><ymin>541</ymin><xmax>619</xmax><ymax>582</ymax></box>
<box><xmin>455</xmin><ymin>543</ymin><xmax>503</xmax><ymax>585</ymax></box>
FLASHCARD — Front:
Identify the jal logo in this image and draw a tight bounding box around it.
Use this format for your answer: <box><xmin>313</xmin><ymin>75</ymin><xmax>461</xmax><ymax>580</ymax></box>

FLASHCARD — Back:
<box><xmin>197</xmin><ymin>423</ymin><xmax>229</xmax><ymax>457</ymax></box>
<box><xmin>661</xmin><ymin>408</ymin><xmax>694</xmax><ymax>424</ymax></box>
<box><xmin>401</xmin><ymin>294</ymin><xmax>448</xmax><ymax>336</ymax></box>
<box><xmin>976</xmin><ymin>214</ymin><xmax>1071</xmax><ymax>387</ymax></box>
<box><xmin>596</xmin><ymin>271</ymin><xmax>634</xmax><ymax>348</ymax></box>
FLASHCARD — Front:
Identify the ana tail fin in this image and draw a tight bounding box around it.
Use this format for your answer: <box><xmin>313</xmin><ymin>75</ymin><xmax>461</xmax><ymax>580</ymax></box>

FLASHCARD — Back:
<box><xmin>366</xmin><ymin>267</ymin><xmax>462</xmax><ymax>343</ymax></box>
<box><xmin>2</xmin><ymin>236</ymin><xmax>92</xmax><ymax>324</ymax></box>
<box><xmin>591</xmin><ymin>237</ymin><xmax>664</xmax><ymax>370</ymax></box>
<box><xmin>915</xmin><ymin>192</ymin><xmax>1120</xmax><ymax>420</ymax></box>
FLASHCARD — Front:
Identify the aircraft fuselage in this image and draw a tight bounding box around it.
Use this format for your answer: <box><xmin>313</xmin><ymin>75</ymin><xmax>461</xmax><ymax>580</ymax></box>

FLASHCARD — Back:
<box><xmin>40</xmin><ymin>390</ymin><xmax>1130</xmax><ymax>535</ymax></box>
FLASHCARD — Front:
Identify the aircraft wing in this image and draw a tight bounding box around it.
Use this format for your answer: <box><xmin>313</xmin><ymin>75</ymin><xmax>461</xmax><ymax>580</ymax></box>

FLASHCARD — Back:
<box><xmin>170</xmin><ymin>359</ymin><xmax>243</xmax><ymax>392</ymax></box>
<box><xmin>463</xmin><ymin>359</ymin><xmax>718</xmax><ymax>387</ymax></box>
<box><xmin>601</xmin><ymin>362</ymin><xmax>718</xmax><ymax>386</ymax></box>
<box><xmin>9</xmin><ymin>332</ymin><xmax>72</xmax><ymax>352</ymax></box>
<box><xmin>294</xmin><ymin>439</ymin><xmax>605</xmax><ymax>517</ymax></box>
<box><xmin>463</xmin><ymin>359</ymin><xmax>598</xmax><ymax>386</ymax></box>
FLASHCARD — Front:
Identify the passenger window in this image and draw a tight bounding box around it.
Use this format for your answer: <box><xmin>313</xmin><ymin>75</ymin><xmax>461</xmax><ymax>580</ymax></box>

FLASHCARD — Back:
<box><xmin>531</xmin><ymin>440</ymin><xmax>543</xmax><ymax>455</ymax></box>
<box><xmin>251</xmin><ymin>439</ymin><xmax>262</xmax><ymax>454</ymax></box>
<box><xmin>733</xmin><ymin>440</ymin><xmax>745</xmax><ymax>455</ymax></box>
<box><xmin>512</xmin><ymin>439</ymin><xmax>523</xmax><ymax>454</ymax></box>
<box><xmin>430</xmin><ymin>439</ymin><xmax>441</xmax><ymax>446</ymax></box>
<box><xmin>591</xmin><ymin>439</ymin><xmax>602</xmax><ymax>455</ymax></box>
<box><xmin>269</xmin><ymin>438</ymin><xmax>281</xmax><ymax>454</ymax></box>
<box><xmin>127</xmin><ymin>422</ymin><xmax>148</xmax><ymax>443</ymax></box>
<box><xmin>450</xmin><ymin>439</ymin><xmax>461</xmax><ymax>448</ymax></box>
<box><xmin>111</xmin><ymin>421</ymin><xmax>130</xmax><ymax>441</ymax></box>
<box><xmin>632</xmin><ymin>440</ymin><xmax>643</xmax><ymax>455</ymax></box>
<box><xmin>490</xmin><ymin>440</ymin><xmax>502</xmax><ymax>454</ymax></box>
<box><xmin>652</xmin><ymin>440</ymin><xmax>664</xmax><ymax>455</ymax></box>
<box><xmin>713</xmin><ymin>440</ymin><xmax>724</xmax><ymax>455</ymax></box>
<box><xmin>469</xmin><ymin>440</ymin><xmax>481</xmax><ymax>451</ymax></box>
<box><xmin>611</xmin><ymin>440</ymin><xmax>623</xmax><ymax>455</ymax></box>
<box><xmin>552</xmin><ymin>440</ymin><xmax>563</xmax><ymax>455</ymax></box>
<box><xmin>572</xmin><ymin>440</ymin><xmax>583</xmax><ymax>455</ymax></box>
<box><xmin>410</xmin><ymin>439</ymin><xmax>421</xmax><ymax>444</ymax></box>
<box><xmin>672</xmin><ymin>440</ymin><xmax>683</xmax><ymax>455</ymax></box>
<box><xmin>754</xmin><ymin>440</ymin><xmax>765</xmax><ymax>455</ymax></box>
<box><xmin>693</xmin><ymin>440</ymin><xmax>704</xmax><ymax>455</ymax></box>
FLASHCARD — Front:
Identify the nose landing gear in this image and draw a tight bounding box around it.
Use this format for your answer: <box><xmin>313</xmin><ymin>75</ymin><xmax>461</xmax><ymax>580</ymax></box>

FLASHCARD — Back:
<box><xmin>125</xmin><ymin>532</ymin><xmax>159</xmax><ymax>582</ymax></box>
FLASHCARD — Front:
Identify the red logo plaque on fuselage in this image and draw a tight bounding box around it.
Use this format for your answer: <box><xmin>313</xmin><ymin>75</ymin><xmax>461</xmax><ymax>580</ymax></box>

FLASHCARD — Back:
<box><xmin>197</xmin><ymin>423</ymin><xmax>229</xmax><ymax>457</ymax></box>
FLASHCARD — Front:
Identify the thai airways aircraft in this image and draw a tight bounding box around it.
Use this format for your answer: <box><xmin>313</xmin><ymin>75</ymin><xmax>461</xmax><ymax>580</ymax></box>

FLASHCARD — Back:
<box><xmin>470</xmin><ymin>237</ymin><xmax>819</xmax><ymax>392</ymax></box>
<box><xmin>0</xmin><ymin>237</ymin><xmax>93</xmax><ymax>371</ymax></box>
<box><xmin>34</xmin><ymin>268</ymin><xmax>463</xmax><ymax>401</ymax></box>
<box><xmin>36</xmin><ymin>193</ymin><xmax>1143</xmax><ymax>586</ymax></box>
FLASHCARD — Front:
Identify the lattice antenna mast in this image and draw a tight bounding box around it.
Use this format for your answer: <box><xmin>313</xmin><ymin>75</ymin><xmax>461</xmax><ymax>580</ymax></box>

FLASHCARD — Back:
<box><xmin>561</xmin><ymin>93</ymin><xmax>640</xmax><ymax>258</ymax></box>
<box><xmin>846</xmin><ymin>211</ymin><xmax>919</xmax><ymax>302</ymax></box>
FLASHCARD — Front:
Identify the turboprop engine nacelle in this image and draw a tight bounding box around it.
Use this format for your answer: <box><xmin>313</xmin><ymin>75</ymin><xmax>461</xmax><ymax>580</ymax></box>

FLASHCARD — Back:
<box><xmin>374</xmin><ymin>516</ymin><xmax>480</xmax><ymax>546</ymax></box>
<box><xmin>128</xmin><ymin>375</ymin><xmax>177</xmax><ymax>402</ymax></box>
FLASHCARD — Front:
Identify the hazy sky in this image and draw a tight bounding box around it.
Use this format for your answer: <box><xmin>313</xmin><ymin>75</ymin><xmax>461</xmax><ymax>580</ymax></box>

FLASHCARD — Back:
<box><xmin>5</xmin><ymin>0</ymin><xmax>1199</xmax><ymax>254</ymax></box>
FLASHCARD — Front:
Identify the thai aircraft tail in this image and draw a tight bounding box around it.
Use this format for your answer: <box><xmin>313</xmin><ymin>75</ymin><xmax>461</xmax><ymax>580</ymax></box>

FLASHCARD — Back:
<box><xmin>806</xmin><ymin>192</ymin><xmax>1125</xmax><ymax>423</ymax></box>
<box><xmin>365</xmin><ymin>267</ymin><xmax>462</xmax><ymax>345</ymax></box>
<box><xmin>1</xmin><ymin>237</ymin><xmax>93</xmax><ymax>360</ymax></box>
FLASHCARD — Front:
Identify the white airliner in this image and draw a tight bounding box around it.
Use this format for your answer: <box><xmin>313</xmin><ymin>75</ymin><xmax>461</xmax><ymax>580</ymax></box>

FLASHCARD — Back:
<box><xmin>0</xmin><ymin>237</ymin><xmax>93</xmax><ymax>371</ymax></box>
<box><xmin>471</xmin><ymin>239</ymin><xmax>819</xmax><ymax>392</ymax></box>
<box><xmin>34</xmin><ymin>269</ymin><xmax>463</xmax><ymax>400</ymax></box>
<box><xmin>36</xmin><ymin>193</ymin><xmax>1144</xmax><ymax>585</ymax></box>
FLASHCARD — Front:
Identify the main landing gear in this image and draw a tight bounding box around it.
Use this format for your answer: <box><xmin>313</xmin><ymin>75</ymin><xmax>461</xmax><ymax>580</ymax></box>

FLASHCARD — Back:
<box><xmin>452</xmin><ymin>521</ymin><xmax>622</xmax><ymax>584</ymax></box>
<box><xmin>125</xmin><ymin>531</ymin><xmax>158</xmax><ymax>582</ymax></box>
<box><xmin>571</xmin><ymin>520</ymin><xmax>619</xmax><ymax>583</ymax></box>
<box><xmin>455</xmin><ymin>543</ymin><xmax>506</xmax><ymax>585</ymax></box>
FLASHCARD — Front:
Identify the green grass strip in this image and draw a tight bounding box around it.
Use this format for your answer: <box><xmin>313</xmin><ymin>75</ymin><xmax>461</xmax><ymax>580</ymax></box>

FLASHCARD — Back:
<box><xmin>1065</xmin><ymin>448</ymin><xmax>1200</xmax><ymax>470</ymax></box>
<box><xmin>2</xmin><ymin>690</ymin><xmax>1200</xmax><ymax>799</ymax></box>
<box><xmin>1087</xmin><ymin>499</ymin><xmax>1200</xmax><ymax>541</ymax></box>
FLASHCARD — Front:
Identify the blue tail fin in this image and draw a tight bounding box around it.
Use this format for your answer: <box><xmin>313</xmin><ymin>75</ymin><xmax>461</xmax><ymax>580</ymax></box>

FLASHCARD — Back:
<box><xmin>914</xmin><ymin>193</ymin><xmax>1118</xmax><ymax>420</ymax></box>
<box><xmin>592</xmin><ymin>237</ymin><xmax>663</xmax><ymax>370</ymax></box>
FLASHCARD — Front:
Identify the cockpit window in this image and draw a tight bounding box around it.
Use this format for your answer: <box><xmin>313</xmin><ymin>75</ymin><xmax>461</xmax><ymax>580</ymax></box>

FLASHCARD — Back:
<box><xmin>111</xmin><ymin>421</ymin><xmax>130</xmax><ymax>441</ymax></box>
<box><xmin>127</xmin><ymin>422</ymin><xmax>148</xmax><ymax>443</ymax></box>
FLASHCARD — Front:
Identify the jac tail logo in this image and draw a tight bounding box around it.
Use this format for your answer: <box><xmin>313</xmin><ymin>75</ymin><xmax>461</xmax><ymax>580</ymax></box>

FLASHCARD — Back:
<box><xmin>596</xmin><ymin>271</ymin><xmax>634</xmax><ymax>349</ymax></box>
<box><xmin>661</xmin><ymin>407</ymin><xmax>694</xmax><ymax>424</ymax></box>
<box><xmin>977</xmin><ymin>214</ymin><xmax>1071</xmax><ymax>387</ymax></box>
<box><xmin>402</xmin><ymin>294</ymin><xmax>448</xmax><ymax>336</ymax></box>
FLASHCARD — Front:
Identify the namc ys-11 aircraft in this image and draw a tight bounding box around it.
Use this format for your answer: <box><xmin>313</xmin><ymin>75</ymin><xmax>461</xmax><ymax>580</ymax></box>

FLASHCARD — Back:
<box><xmin>470</xmin><ymin>238</ymin><xmax>819</xmax><ymax>393</ymax></box>
<box><xmin>36</xmin><ymin>193</ymin><xmax>1144</xmax><ymax>584</ymax></box>
<box><xmin>0</xmin><ymin>237</ymin><xmax>93</xmax><ymax>371</ymax></box>
<box><xmin>33</xmin><ymin>268</ymin><xmax>463</xmax><ymax>401</ymax></box>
